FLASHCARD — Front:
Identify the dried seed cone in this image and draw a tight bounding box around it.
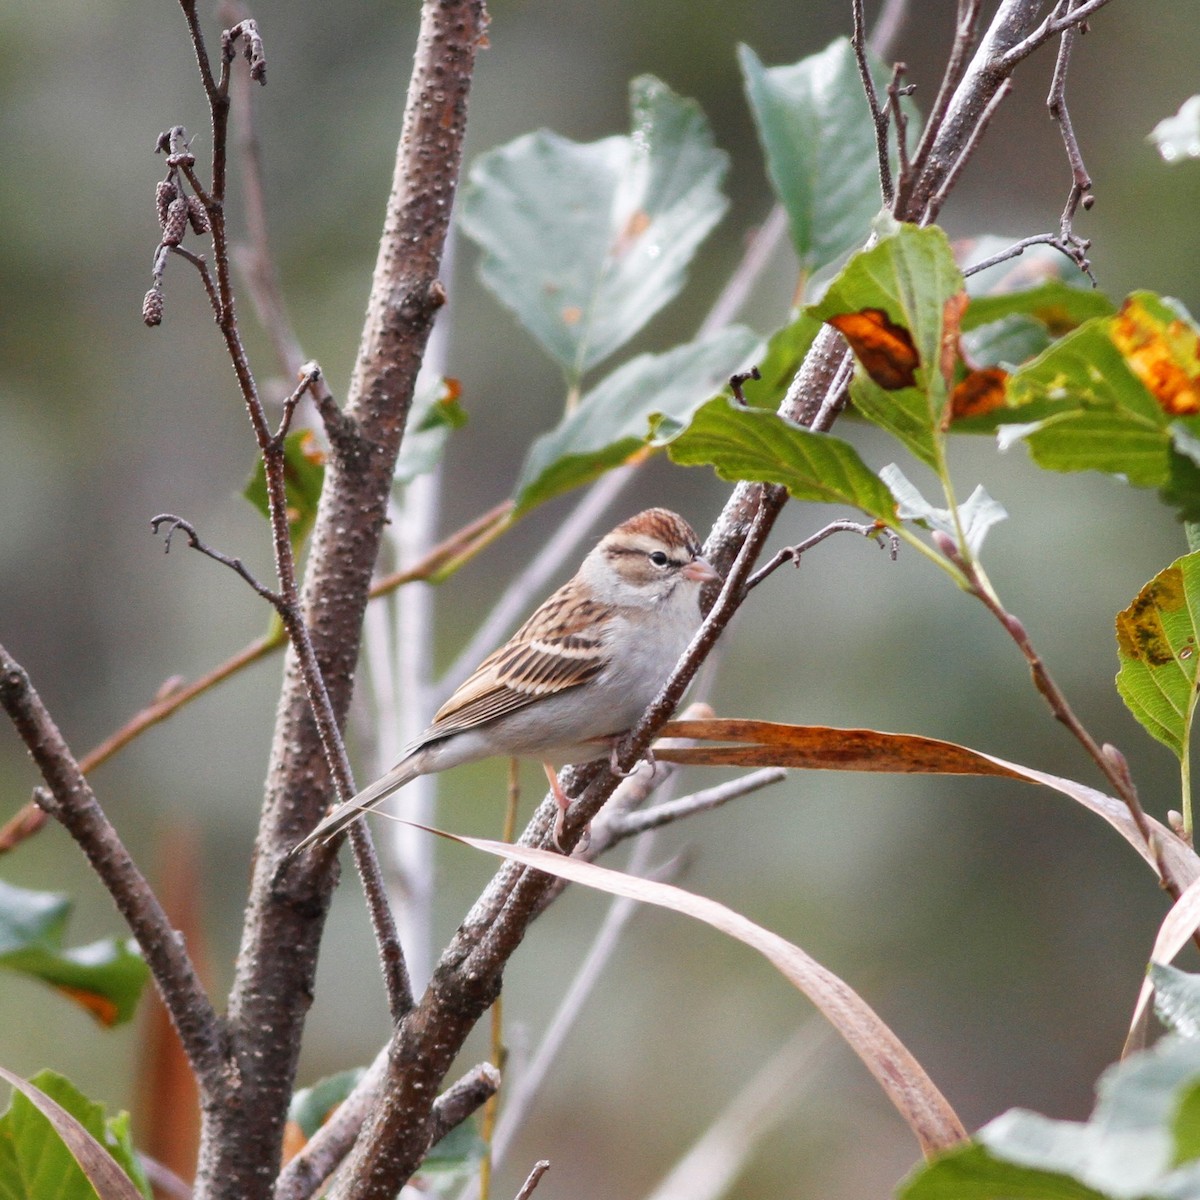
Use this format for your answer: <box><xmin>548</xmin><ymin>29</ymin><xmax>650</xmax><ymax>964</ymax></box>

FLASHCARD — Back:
<box><xmin>162</xmin><ymin>196</ymin><xmax>189</xmax><ymax>247</ymax></box>
<box><xmin>142</xmin><ymin>287</ymin><xmax>164</xmax><ymax>327</ymax></box>
<box><xmin>155</xmin><ymin>180</ymin><xmax>178</xmax><ymax>227</ymax></box>
<box><xmin>186</xmin><ymin>195</ymin><xmax>210</xmax><ymax>234</ymax></box>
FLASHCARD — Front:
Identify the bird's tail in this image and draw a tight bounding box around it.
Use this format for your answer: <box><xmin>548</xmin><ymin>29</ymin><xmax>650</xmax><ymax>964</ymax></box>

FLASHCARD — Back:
<box><xmin>292</xmin><ymin>758</ymin><xmax>421</xmax><ymax>853</ymax></box>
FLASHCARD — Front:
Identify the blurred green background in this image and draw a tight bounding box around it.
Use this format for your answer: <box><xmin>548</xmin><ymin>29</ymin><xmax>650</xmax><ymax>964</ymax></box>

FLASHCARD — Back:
<box><xmin>3</xmin><ymin>0</ymin><xmax>1200</xmax><ymax>1196</ymax></box>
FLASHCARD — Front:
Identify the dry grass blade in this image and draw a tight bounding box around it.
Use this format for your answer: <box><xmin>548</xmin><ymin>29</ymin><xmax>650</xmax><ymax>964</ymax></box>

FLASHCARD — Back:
<box><xmin>416</xmin><ymin>824</ymin><xmax>967</xmax><ymax>1157</ymax></box>
<box><xmin>1122</xmin><ymin>873</ymin><xmax>1200</xmax><ymax>1058</ymax></box>
<box><xmin>656</xmin><ymin>720</ymin><xmax>1200</xmax><ymax>883</ymax></box>
<box><xmin>0</xmin><ymin>1066</ymin><xmax>146</xmax><ymax>1200</ymax></box>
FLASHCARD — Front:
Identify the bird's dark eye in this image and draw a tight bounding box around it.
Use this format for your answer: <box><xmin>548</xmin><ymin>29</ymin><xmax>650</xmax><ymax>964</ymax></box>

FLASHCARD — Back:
<box><xmin>648</xmin><ymin>550</ymin><xmax>670</xmax><ymax>567</ymax></box>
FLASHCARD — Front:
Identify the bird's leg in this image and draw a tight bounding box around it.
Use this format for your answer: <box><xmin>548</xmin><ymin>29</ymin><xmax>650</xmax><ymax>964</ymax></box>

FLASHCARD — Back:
<box><xmin>543</xmin><ymin>762</ymin><xmax>573</xmax><ymax>852</ymax></box>
<box><xmin>608</xmin><ymin>737</ymin><xmax>654</xmax><ymax>778</ymax></box>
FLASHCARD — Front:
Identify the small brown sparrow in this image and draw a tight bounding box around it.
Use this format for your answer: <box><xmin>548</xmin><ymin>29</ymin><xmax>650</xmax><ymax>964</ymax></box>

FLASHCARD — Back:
<box><xmin>296</xmin><ymin>509</ymin><xmax>720</xmax><ymax>851</ymax></box>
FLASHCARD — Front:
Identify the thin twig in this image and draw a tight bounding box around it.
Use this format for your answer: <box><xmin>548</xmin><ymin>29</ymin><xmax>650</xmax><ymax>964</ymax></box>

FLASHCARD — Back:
<box><xmin>513</xmin><ymin>1162</ymin><xmax>550</xmax><ymax>1200</ymax></box>
<box><xmin>851</xmin><ymin>0</ymin><xmax>894</xmax><ymax>205</ymax></box>
<box><xmin>605</xmin><ymin>770</ymin><xmax>789</xmax><ymax>839</ymax></box>
<box><xmin>960</xmin><ymin>230</ymin><xmax>1087</xmax><ymax>279</ymax></box>
<box><xmin>1044</xmin><ymin>11</ymin><xmax>1096</xmax><ymax>281</ymax></box>
<box><xmin>147</xmin><ymin>512</ymin><xmax>413</xmax><ymax>1022</ymax></box>
<box><xmin>885</xmin><ymin>64</ymin><xmax>913</xmax><ymax>196</ymax></box>
<box><xmin>998</xmin><ymin>0</ymin><xmax>1116</xmax><ymax>71</ymax></box>
<box><xmin>428</xmin><ymin>1063</ymin><xmax>504</xmax><ymax>1144</ymax></box>
<box><xmin>0</xmin><ymin>644</ymin><xmax>228</xmax><ymax>1095</ymax></box>
<box><xmin>900</xmin><ymin>0</ymin><xmax>983</xmax><ymax>214</ymax></box>
<box><xmin>941</xmin><ymin>546</ymin><xmax>1182</xmax><ymax>899</ymax></box>
<box><xmin>152</xmin><ymin>515</ymin><xmax>287</xmax><ymax>611</ymax></box>
<box><xmin>924</xmin><ymin>79</ymin><xmax>1012</xmax><ymax>221</ymax></box>
<box><xmin>742</xmin><ymin>521</ymin><xmax>897</xmax><ymax>594</ymax></box>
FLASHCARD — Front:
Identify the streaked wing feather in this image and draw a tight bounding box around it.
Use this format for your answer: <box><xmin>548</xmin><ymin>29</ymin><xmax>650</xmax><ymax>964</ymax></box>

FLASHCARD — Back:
<box><xmin>421</xmin><ymin>583</ymin><xmax>608</xmax><ymax>742</ymax></box>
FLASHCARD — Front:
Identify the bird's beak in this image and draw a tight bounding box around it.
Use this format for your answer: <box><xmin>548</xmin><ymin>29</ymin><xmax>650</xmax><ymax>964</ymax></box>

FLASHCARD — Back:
<box><xmin>682</xmin><ymin>556</ymin><xmax>721</xmax><ymax>584</ymax></box>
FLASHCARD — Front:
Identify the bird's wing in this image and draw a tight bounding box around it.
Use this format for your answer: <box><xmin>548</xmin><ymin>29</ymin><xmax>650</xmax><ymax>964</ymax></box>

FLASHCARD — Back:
<box><xmin>420</xmin><ymin>589</ymin><xmax>609</xmax><ymax>743</ymax></box>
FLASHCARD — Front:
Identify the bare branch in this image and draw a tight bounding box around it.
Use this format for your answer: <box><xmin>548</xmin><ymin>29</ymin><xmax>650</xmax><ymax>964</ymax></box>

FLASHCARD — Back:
<box><xmin>429</xmin><ymin>1063</ymin><xmax>503</xmax><ymax>1144</ymax></box>
<box><xmin>851</xmin><ymin>0</ymin><xmax>894</xmax><ymax>205</ymax></box>
<box><xmin>151</xmin><ymin>515</ymin><xmax>285</xmax><ymax>612</ymax></box>
<box><xmin>901</xmin><ymin>0</ymin><xmax>983</xmax><ymax>213</ymax></box>
<box><xmin>743</xmin><ymin>520</ymin><xmax>897</xmax><ymax>594</ymax></box>
<box><xmin>1044</xmin><ymin>15</ymin><xmax>1096</xmax><ymax>281</ymax></box>
<box><xmin>997</xmin><ymin>0</ymin><xmax>1116</xmax><ymax>71</ymax></box>
<box><xmin>513</xmin><ymin>1162</ymin><xmax>551</xmax><ymax>1200</ymax></box>
<box><xmin>0</xmin><ymin>644</ymin><xmax>228</xmax><ymax>1096</ymax></box>
<box><xmin>924</xmin><ymin>79</ymin><xmax>1012</xmax><ymax>221</ymax></box>
<box><xmin>604</xmin><ymin>770</ymin><xmax>788</xmax><ymax>839</ymax></box>
<box><xmin>960</xmin><ymin>229</ymin><xmax>1089</xmax><ymax>278</ymax></box>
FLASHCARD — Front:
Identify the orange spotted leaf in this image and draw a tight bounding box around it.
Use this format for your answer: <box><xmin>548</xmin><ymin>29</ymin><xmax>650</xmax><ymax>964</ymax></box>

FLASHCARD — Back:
<box><xmin>827</xmin><ymin>308</ymin><xmax>919</xmax><ymax>389</ymax></box>
<box><xmin>949</xmin><ymin>367</ymin><xmax>1010</xmax><ymax>422</ymax></box>
<box><xmin>1111</xmin><ymin>295</ymin><xmax>1200</xmax><ymax>416</ymax></box>
<box><xmin>940</xmin><ymin>291</ymin><xmax>969</xmax><ymax>387</ymax></box>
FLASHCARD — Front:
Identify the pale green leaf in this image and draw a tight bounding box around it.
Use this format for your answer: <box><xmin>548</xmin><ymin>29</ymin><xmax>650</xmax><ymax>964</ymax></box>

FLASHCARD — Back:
<box><xmin>459</xmin><ymin>76</ymin><xmax>728</xmax><ymax>377</ymax></box>
<box><xmin>739</xmin><ymin>39</ymin><xmax>897</xmax><ymax>274</ymax></box>
<box><xmin>513</xmin><ymin>327</ymin><xmax>761</xmax><ymax>515</ymax></box>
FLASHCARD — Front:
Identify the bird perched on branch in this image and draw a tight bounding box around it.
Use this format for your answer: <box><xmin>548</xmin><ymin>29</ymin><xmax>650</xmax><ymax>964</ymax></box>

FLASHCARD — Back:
<box><xmin>295</xmin><ymin>508</ymin><xmax>720</xmax><ymax>852</ymax></box>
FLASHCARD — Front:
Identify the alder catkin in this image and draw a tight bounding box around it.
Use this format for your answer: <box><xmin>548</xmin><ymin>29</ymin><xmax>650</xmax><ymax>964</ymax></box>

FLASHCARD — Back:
<box><xmin>142</xmin><ymin>287</ymin><xmax>164</xmax><ymax>327</ymax></box>
<box><xmin>155</xmin><ymin>180</ymin><xmax>178</xmax><ymax>227</ymax></box>
<box><xmin>162</xmin><ymin>197</ymin><xmax>189</xmax><ymax>247</ymax></box>
<box><xmin>186</xmin><ymin>195</ymin><xmax>210</xmax><ymax>234</ymax></box>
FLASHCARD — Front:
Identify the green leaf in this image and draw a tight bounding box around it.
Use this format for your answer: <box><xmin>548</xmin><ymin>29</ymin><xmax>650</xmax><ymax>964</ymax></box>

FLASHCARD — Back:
<box><xmin>901</xmin><ymin>1037</ymin><xmax>1200</xmax><ymax>1199</ymax></box>
<box><xmin>421</xmin><ymin>1120</ymin><xmax>488</xmax><ymax>1183</ymax></box>
<box><xmin>1115</xmin><ymin>551</ymin><xmax>1200</xmax><ymax>758</ymax></box>
<box><xmin>242</xmin><ymin>430</ymin><xmax>326</xmax><ymax>551</ymax></box>
<box><xmin>810</xmin><ymin>222</ymin><xmax>964</xmax><ymax>466</ymax></box>
<box><xmin>813</xmin><ymin>222</ymin><xmax>963</xmax><ymax>376</ymax></box>
<box><xmin>961</xmin><ymin>314</ymin><xmax>1055</xmax><ymax>372</ymax></box>
<box><xmin>654</xmin><ymin>396</ymin><xmax>897</xmax><ymax>522</ymax></box>
<box><xmin>395</xmin><ymin>377</ymin><xmax>467</xmax><ymax>484</ymax></box>
<box><xmin>738</xmin><ymin>312</ymin><xmax>823</xmax><ymax>410</ymax></box>
<box><xmin>289</xmin><ymin>1068</ymin><xmax>366</xmax><ymax>1139</ymax></box>
<box><xmin>851</xmin><ymin>377</ymin><xmax>943</xmax><ymax>467</ymax></box>
<box><xmin>1013</xmin><ymin>407</ymin><xmax>1171</xmax><ymax>487</ymax></box>
<box><xmin>997</xmin><ymin>293</ymin><xmax>1200</xmax><ymax>519</ymax></box>
<box><xmin>880</xmin><ymin>465</ymin><xmax>1007</xmax><ymax>555</ymax></box>
<box><xmin>1174</xmin><ymin>1077</ymin><xmax>1200</xmax><ymax>1168</ymax></box>
<box><xmin>1151</xmin><ymin>95</ymin><xmax>1200</xmax><ymax>163</ymax></box>
<box><xmin>0</xmin><ymin>880</ymin><xmax>149</xmax><ymax>1026</ymax></box>
<box><xmin>459</xmin><ymin>76</ymin><xmax>729</xmax><ymax>378</ymax></box>
<box><xmin>1152</xmin><ymin>964</ymin><xmax>1200</xmax><ymax>1042</ymax></box>
<box><xmin>0</xmin><ymin>1068</ymin><xmax>150</xmax><ymax>1200</ymax></box>
<box><xmin>513</xmin><ymin>326</ymin><xmax>761</xmax><ymax>515</ymax></box>
<box><xmin>962</xmin><ymin>280</ymin><xmax>1116</xmax><ymax>335</ymax></box>
<box><xmin>739</xmin><ymin>39</ymin><xmax>895</xmax><ymax>275</ymax></box>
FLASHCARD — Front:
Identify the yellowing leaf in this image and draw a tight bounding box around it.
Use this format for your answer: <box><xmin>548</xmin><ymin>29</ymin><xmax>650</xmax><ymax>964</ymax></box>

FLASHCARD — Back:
<box><xmin>1112</xmin><ymin>295</ymin><xmax>1200</xmax><ymax>416</ymax></box>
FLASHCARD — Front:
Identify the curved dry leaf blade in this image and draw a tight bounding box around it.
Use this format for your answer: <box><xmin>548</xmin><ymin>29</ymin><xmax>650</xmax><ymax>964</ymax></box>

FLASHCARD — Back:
<box><xmin>656</xmin><ymin>719</ymin><xmax>1025</xmax><ymax>777</ymax></box>
<box><xmin>0</xmin><ymin>1066</ymin><xmax>146</xmax><ymax>1200</ymax></box>
<box><xmin>411</xmin><ymin>823</ymin><xmax>966</xmax><ymax>1157</ymax></box>
<box><xmin>655</xmin><ymin>720</ymin><xmax>1200</xmax><ymax>885</ymax></box>
<box><xmin>1123</xmin><ymin>874</ymin><xmax>1200</xmax><ymax>1058</ymax></box>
